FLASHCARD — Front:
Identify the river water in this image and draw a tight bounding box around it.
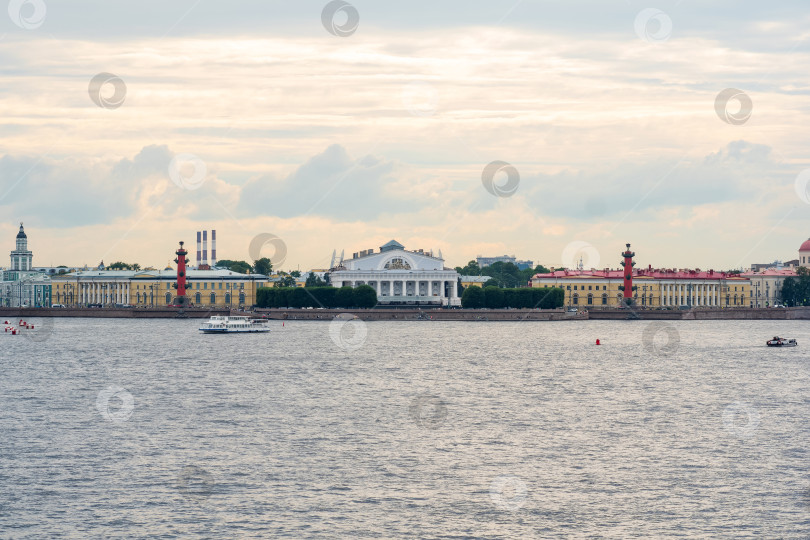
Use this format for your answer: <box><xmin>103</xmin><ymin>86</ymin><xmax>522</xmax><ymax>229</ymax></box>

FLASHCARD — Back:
<box><xmin>1</xmin><ymin>317</ymin><xmax>809</xmax><ymax>538</ymax></box>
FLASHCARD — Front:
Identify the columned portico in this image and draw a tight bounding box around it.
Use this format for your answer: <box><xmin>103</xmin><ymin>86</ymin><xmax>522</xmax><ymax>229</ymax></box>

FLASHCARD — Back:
<box><xmin>329</xmin><ymin>239</ymin><xmax>461</xmax><ymax>306</ymax></box>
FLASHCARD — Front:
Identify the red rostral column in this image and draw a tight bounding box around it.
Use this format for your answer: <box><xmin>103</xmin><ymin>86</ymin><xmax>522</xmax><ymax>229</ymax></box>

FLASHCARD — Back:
<box><xmin>619</xmin><ymin>243</ymin><xmax>636</xmax><ymax>303</ymax></box>
<box><xmin>174</xmin><ymin>241</ymin><xmax>190</xmax><ymax>306</ymax></box>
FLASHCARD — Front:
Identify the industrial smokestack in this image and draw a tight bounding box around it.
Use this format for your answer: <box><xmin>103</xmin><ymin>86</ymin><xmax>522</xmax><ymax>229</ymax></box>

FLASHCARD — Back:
<box><xmin>211</xmin><ymin>230</ymin><xmax>217</xmax><ymax>266</ymax></box>
<box><xmin>203</xmin><ymin>230</ymin><xmax>208</xmax><ymax>265</ymax></box>
<box><xmin>196</xmin><ymin>231</ymin><xmax>202</xmax><ymax>267</ymax></box>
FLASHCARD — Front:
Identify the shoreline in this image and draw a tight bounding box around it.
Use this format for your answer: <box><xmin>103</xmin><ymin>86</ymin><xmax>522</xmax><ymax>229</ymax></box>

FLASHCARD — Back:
<box><xmin>2</xmin><ymin>306</ymin><xmax>808</xmax><ymax>320</ymax></box>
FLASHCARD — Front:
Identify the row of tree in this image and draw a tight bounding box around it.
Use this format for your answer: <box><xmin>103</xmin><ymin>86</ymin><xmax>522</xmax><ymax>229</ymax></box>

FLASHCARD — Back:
<box><xmin>461</xmin><ymin>286</ymin><xmax>565</xmax><ymax>309</ymax></box>
<box><xmin>257</xmin><ymin>286</ymin><xmax>377</xmax><ymax>309</ymax></box>
<box><xmin>780</xmin><ymin>267</ymin><xmax>810</xmax><ymax>306</ymax></box>
<box><xmin>453</xmin><ymin>260</ymin><xmax>551</xmax><ymax>288</ymax></box>
<box><xmin>216</xmin><ymin>258</ymin><xmax>274</xmax><ymax>275</ymax></box>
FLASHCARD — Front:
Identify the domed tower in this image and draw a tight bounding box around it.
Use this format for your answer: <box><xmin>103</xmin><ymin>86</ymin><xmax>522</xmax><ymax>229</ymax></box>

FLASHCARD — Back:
<box><xmin>800</xmin><ymin>238</ymin><xmax>810</xmax><ymax>268</ymax></box>
<box><xmin>10</xmin><ymin>222</ymin><xmax>33</xmax><ymax>272</ymax></box>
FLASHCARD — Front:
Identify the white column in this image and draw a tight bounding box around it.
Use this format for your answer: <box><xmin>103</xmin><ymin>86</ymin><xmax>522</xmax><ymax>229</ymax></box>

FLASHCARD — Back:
<box><xmin>451</xmin><ymin>280</ymin><xmax>457</xmax><ymax>298</ymax></box>
<box><xmin>428</xmin><ymin>280</ymin><xmax>433</xmax><ymax>297</ymax></box>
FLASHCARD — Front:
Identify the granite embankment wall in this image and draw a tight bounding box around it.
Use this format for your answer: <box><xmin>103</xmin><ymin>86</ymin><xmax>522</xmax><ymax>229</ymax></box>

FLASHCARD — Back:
<box><xmin>0</xmin><ymin>308</ymin><xmax>230</xmax><ymax>319</ymax></box>
<box><xmin>587</xmin><ymin>307</ymin><xmax>810</xmax><ymax>320</ymax></box>
<box><xmin>254</xmin><ymin>308</ymin><xmax>581</xmax><ymax>321</ymax></box>
<box><xmin>1</xmin><ymin>307</ymin><xmax>808</xmax><ymax>320</ymax></box>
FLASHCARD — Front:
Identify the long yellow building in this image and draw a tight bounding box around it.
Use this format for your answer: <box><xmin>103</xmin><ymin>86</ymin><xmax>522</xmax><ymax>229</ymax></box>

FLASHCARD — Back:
<box><xmin>531</xmin><ymin>268</ymin><xmax>751</xmax><ymax>309</ymax></box>
<box><xmin>50</xmin><ymin>269</ymin><xmax>270</xmax><ymax>308</ymax></box>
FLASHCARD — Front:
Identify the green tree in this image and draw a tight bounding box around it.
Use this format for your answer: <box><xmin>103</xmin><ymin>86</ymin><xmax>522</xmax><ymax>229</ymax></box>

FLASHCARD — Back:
<box><xmin>483</xmin><ymin>286</ymin><xmax>505</xmax><ymax>308</ymax></box>
<box><xmin>353</xmin><ymin>285</ymin><xmax>378</xmax><ymax>308</ymax></box>
<box><xmin>455</xmin><ymin>260</ymin><xmax>481</xmax><ymax>275</ymax></box>
<box><xmin>217</xmin><ymin>259</ymin><xmax>252</xmax><ymax>274</ymax></box>
<box><xmin>253</xmin><ymin>257</ymin><xmax>273</xmax><ymax>276</ymax></box>
<box><xmin>335</xmin><ymin>286</ymin><xmax>355</xmax><ymax>308</ymax></box>
<box><xmin>274</xmin><ymin>274</ymin><xmax>296</xmax><ymax>288</ymax></box>
<box><xmin>108</xmin><ymin>261</ymin><xmax>139</xmax><ymax>270</ymax></box>
<box><xmin>461</xmin><ymin>285</ymin><xmax>485</xmax><ymax>308</ymax></box>
<box><xmin>290</xmin><ymin>270</ymin><xmax>302</xmax><ymax>278</ymax></box>
<box><xmin>305</xmin><ymin>272</ymin><xmax>327</xmax><ymax>287</ymax></box>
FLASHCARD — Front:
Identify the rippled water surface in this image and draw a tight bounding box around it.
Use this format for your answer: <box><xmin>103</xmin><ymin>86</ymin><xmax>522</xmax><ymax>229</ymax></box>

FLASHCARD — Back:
<box><xmin>2</xmin><ymin>317</ymin><xmax>809</xmax><ymax>538</ymax></box>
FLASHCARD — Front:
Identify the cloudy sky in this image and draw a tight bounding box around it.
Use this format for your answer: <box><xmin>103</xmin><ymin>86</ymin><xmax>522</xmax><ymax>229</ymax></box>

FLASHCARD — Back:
<box><xmin>1</xmin><ymin>0</ymin><xmax>809</xmax><ymax>272</ymax></box>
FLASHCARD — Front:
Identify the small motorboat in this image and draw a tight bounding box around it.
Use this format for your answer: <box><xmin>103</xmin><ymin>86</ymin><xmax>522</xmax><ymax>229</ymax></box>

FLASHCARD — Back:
<box><xmin>766</xmin><ymin>336</ymin><xmax>798</xmax><ymax>347</ymax></box>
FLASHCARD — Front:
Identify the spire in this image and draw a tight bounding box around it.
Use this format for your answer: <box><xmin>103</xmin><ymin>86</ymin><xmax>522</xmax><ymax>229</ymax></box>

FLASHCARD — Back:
<box><xmin>16</xmin><ymin>222</ymin><xmax>26</xmax><ymax>239</ymax></box>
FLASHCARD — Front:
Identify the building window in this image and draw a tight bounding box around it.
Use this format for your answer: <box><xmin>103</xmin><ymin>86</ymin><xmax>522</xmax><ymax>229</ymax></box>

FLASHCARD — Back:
<box><xmin>195</xmin><ymin>292</ymin><xmax>201</xmax><ymax>304</ymax></box>
<box><xmin>566</xmin><ymin>285</ymin><xmax>571</xmax><ymax>290</ymax></box>
<box><xmin>602</xmin><ymin>294</ymin><xmax>607</xmax><ymax>305</ymax></box>
<box><xmin>572</xmin><ymin>294</ymin><xmax>579</xmax><ymax>305</ymax></box>
<box><xmin>219</xmin><ymin>283</ymin><xmax>223</xmax><ymax>289</ymax></box>
<box><xmin>587</xmin><ymin>294</ymin><xmax>593</xmax><ymax>305</ymax></box>
<box><xmin>588</xmin><ymin>286</ymin><xmax>592</xmax><ymax>290</ymax></box>
<box><xmin>166</xmin><ymin>292</ymin><xmax>172</xmax><ymax>304</ymax></box>
<box><xmin>210</xmin><ymin>292</ymin><xmax>216</xmax><ymax>304</ymax></box>
<box><xmin>574</xmin><ymin>286</ymin><xmax>578</xmax><ymax>291</ymax></box>
<box><xmin>225</xmin><ymin>293</ymin><xmax>231</xmax><ymax>304</ymax></box>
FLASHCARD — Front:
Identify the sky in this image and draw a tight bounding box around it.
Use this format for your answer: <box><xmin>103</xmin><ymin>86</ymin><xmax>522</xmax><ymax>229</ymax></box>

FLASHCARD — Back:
<box><xmin>1</xmin><ymin>0</ymin><xmax>810</xmax><ymax>272</ymax></box>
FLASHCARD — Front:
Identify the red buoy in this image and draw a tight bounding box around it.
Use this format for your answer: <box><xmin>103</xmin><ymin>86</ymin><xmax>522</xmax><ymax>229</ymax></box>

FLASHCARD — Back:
<box><xmin>596</xmin><ymin>339</ymin><xmax>601</xmax><ymax>345</ymax></box>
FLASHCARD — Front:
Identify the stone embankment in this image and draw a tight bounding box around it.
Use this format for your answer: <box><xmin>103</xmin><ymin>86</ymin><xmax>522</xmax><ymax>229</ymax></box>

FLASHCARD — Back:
<box><xmin>0</xmin><ymin>307</ymin><xmax>230</xmax><ymax>318</ymax></box>
<box><xmin>1</xmin><ymin>307</ymin><xmax>808</xmax><ymax>320</ymax></box>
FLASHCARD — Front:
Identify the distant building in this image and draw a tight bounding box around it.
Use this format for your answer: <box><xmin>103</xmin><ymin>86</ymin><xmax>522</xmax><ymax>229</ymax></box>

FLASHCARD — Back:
<box><xmin>741</xmin><ymin>268</ymin><xmax>796</xmax><ymax>307</ymax></box>
<box><xmin>531</xmin><ymin>267</ymin><xmax>751</xmax><ymax>309</ymax></box>
<box><xmin>51</xmin><ymin>268</ymin><xmax>270</xmax><ymax>307</ymax></box>
<box><xmin>460</xmin><ymin>276</ymin><xmax>490</xmax><ymax>288</ymax></box>
<box><xmin>476</xmin><ymin>255</ymin><xmax>534</xmax><ymax>270</ymax></box>
<box><xmin>1</xmin><ymin>223</ymin><xmax>51</xmax><ymax>307</ymax></box>
<box><xmin>330</xmin><ymin>239</ymin><xmax>461</xmax><ymax>306</ymax></box>
<box><xmin>801</xmin><ymin>238</ymin><xmax>810</xmax><ymax>268</ymax></box>
<box><xmin>10</xmin><ymin>223</ymin><xmax>32</xmax><ymax>271</ymax></box>
<box><xmin>750</xmin><ymin>260</ymin><xmax>797</xmax><ymax>272</ymax></box>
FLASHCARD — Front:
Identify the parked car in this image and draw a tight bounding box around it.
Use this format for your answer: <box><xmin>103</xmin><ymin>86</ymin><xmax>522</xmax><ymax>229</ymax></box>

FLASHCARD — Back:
<box><xmin>51</xmin><ymin>303</ymin><xmax>66</xmax><ymax>308</ymax></box>
<box><xmin>87</xmin><ymin>303</ymin><xmax>103</xmax><ymax>308</ymax></box>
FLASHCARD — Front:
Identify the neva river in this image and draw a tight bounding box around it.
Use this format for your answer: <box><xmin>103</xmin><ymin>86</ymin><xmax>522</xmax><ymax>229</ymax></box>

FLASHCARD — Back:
<box><xmin>2</xmin><ymin>318</ymin><xmax>809</xmax><ymax>538</ymax></box>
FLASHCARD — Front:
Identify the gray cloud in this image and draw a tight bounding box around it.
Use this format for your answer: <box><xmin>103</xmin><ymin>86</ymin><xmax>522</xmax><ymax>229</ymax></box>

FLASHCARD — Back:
<box><xmin>504</xmin><ymin>140</ymin><xmax>781</xmax><ymax>221</ymax></box>
<box><xmin>237</xmin><ymin>144</ymin><xmax>421</xmax><ymax>220</ymax></box>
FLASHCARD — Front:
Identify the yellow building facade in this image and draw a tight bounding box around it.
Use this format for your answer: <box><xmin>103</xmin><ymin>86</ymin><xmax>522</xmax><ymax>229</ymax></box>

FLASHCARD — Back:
<box><xmin>531</xmin><ymin>269</ymin><xmax>751</xmax><ymax>309</ymax></box>
<box><xmin>50</xmin><ymin>269</ymin><xmax>270</xmax><ymax>308</ymax></box>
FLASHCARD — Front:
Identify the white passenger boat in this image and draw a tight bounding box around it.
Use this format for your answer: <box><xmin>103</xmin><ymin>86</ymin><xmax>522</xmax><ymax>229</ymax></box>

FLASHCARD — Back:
<box><xmin>766</xmin><ymin>336</ymin><xmax>798</xmax><ymax>347</ymax></box>
<box><xmin>199</xmin><ymin>316</ymin><xmax>270</xmax><ymax>334</ymax></box>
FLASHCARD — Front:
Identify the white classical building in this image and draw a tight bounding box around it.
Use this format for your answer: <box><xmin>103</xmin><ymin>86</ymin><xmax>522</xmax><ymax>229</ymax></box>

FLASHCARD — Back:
<box><xmin>330</xmin><ymin>240</ymin><xmax>461</xmax><ymax>306</ymax></box>
<box><xmin>1</xmin><ymin>223</ymin><xmax>52</xmax><ymax>307</ymax></box>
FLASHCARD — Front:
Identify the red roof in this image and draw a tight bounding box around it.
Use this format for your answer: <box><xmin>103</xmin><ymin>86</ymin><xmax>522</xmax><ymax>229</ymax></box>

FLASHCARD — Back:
<box><xmin>800</xmin><ymin>238</ymin><xmax>810</xmax><ymax>251</ymax></box>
